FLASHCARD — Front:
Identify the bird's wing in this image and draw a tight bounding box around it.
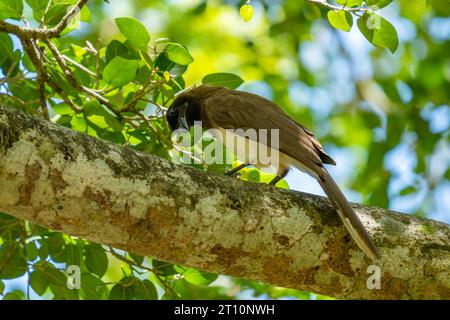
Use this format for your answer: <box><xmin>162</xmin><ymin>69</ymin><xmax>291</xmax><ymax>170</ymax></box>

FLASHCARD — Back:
<box><xmin>200</xmin><ymin>90</ymin><xmax>335</xmax><ymax>175</ymax></box>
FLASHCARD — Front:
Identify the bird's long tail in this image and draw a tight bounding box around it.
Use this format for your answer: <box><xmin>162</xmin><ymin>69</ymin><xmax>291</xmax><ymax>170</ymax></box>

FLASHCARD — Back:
<box><xmin>317</xmin><ymin>169</ymin><xmax>380</xmax><ymax>261</ymax></box>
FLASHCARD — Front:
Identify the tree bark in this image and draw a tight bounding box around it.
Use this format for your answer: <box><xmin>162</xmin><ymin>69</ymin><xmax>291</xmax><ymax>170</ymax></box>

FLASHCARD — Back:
<box><xmin>0</xmin><ymin>104</ymin><xmax>449</xmax><ymax>299</ymax></box>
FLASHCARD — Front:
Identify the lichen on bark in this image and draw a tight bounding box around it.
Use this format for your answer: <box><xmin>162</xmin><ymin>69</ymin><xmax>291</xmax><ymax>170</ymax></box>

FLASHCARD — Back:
<box><xmin>1</xmin><ymin>104</ymin><xmax>450</xmax><ymax>299</ymax></box>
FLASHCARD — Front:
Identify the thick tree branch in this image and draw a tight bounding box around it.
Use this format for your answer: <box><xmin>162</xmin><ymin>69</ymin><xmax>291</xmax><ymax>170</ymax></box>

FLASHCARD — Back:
<box><xmin>0</xmin><ymin>104</ymin><xmax>449</xmax><ymax>299</ymax></box>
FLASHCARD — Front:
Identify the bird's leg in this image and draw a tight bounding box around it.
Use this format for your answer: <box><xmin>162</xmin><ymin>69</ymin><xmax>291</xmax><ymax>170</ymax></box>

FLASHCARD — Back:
<box><xmin>269</xmin><ymin>168</ymin><xmax>289</xmax><ymax>186</ymax></box>
<box><xmin>225</xmin><ymin>163</ymin><xmax>249</xmax><ymax>177</ymax></box>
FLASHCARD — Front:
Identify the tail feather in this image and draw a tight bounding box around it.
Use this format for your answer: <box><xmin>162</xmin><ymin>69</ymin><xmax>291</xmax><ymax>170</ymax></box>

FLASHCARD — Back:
<box><xmin>318</xmin><ymin>169</ymin><xmax>380</xmax><ymax>261</ymax></box>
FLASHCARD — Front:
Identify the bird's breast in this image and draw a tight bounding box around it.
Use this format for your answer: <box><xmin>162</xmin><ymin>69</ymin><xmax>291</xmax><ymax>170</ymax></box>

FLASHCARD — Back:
<box><xmin>206</xmin><ymin>128</ymin><xmax>318</xmax><ymax>178</ymax></box>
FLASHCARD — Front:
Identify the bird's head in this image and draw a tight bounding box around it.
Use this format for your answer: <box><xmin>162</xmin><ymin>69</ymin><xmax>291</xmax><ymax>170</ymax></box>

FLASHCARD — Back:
<box><xmin>166</xmin><ymin>85</ymin><xmax>218</xmax><ymax>131</ymax></box>
<box><xmin>166</xmin><ymin>96</ymin><xmax>190</xmax><ymax>132</ymax></box>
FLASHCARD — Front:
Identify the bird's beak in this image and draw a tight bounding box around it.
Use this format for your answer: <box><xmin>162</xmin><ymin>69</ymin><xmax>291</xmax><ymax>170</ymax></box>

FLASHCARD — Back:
<box><xmin>178</xmin><ymin>102</ymin><xmax>189</xmax><ymax>130</ymax></box>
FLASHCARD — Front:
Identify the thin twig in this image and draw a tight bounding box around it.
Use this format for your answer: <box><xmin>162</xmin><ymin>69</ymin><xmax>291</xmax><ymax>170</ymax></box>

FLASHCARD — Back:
<box><xmin>120</xmin><ymin>79</ymin><xmax>154</xmax><ymax>113</ymax></box>
<box><xmin>306</xmin><ymin>0</ymin><xmax>373</xmax><ymax>13</ymax></box>
<box><xmin>46</xmin><ymin>79</ymin><xmax>84</xmax><ymax>113</ymax></box>
<box><xmin>44</xmin><ymin>39</ymin><xmax>120</xmax><ymax>117</ymax></box>
<box><xmin>40</xmin><ymin>0</ymin><xmax>53</xmax><ymax>28</ymax></box>
<box><xmin>37</xmin><ymin>46</ymin><xmax>49</xmax><ymax>120</ymax></box>
<box><xmin>62</xmin><ymin>55</ymin><xmax>97</xmax><ymax>77</ymax></box>
<box><xmin>95</xmin><ymin>40</ymin><xmax>100</xmax><ymax>90</ymax></box>
<box><xmin>20</xmin><ymin>37</ymin><xmax>50</xmax><ymax>119</ymax></box>
<box><xmin>20</xmin><ymin>222</ymin><xmax>31</xmax><ymax>300</ymax></box>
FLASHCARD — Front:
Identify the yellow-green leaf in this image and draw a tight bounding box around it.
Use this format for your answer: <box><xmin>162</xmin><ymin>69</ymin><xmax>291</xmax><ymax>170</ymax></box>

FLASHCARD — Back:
<box><xmin>366</xmin><ymin>0</ymin><xmax>394</xmax><ymax>9</ymax></box>
<box><xmin>0</xmin><ymin>0</ymin><xmax>23</xmax><ymax>20</ymax></box>
<box><xmin>115</xmin><ymin>17</ymin><xmax>151</xmax><ymax>49</ymax></box>
<box><xmin>240</xmin><ymin>4</ymin><xmax>254</xmax><ymax>22</ymax></box>
<box><xmin>427</xmin><ymin>0</ymin><xmax>450</xmax><ymax>15</ymax></box>
<box><xmin>165</xmin><ymin>43</ymin><xmax>193</xmax><ymax>65</ymax></box>
<box><xmin>103</xmin><ymin>56</ymin><xmax>140</xmax><ymax>88</ymax></box>
<box><xmin>202</xmin><ymin>73</ymin><xmax>243</xmax><ymax>89</ymax></box>
<box><xmin>327</xmin><ymin>10</ymin><xmax>353</xmax><ymax>32</ymax></box>
<box><xmin>336</xmin><ymin>0</ymin><xmax>363</xmax><ymax>6</ymax></box>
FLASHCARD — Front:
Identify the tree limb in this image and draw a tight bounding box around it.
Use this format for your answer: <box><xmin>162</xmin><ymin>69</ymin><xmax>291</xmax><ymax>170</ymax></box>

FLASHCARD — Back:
<box><xmin>0</xmin><ymin>0</ymin><xmax>89</xmax><ymax>39</ymax></box>
<box><xmin>0</xmin><ymin>104</ymin><xmax>449</xmax><ymax>299</ymax></box>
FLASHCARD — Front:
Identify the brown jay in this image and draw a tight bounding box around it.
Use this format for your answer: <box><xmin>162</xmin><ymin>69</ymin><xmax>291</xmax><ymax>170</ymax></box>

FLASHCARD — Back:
<box><xmin>166</xmin><ymin>84</ymin><xmax>380</xmax><ymax>261</ymax></box>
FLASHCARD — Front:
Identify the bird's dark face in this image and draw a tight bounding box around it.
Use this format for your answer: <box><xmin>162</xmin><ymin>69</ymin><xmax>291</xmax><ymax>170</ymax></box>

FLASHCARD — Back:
<box><xmin>166</xmin><ymin>94</ymin><xmax>202</xmax><ymax>132</ymax></box>
<box><xmin>166</xmin><ymin>98</ymin><xmax>189</xmax><ymax>132</ymax></box>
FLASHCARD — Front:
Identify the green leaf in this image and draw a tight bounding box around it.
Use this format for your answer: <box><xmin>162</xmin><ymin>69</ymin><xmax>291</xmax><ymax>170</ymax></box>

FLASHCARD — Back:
<box><xmin>109</xmin><ymin>283</ymin><xmax>134</xmax><ymax>300</ymax></box>
<box><xmin>304</xmin><ymin>3</ymin><xmax>321</xmax><ymax>21</ymax></box>
<box><xmin>80</xmin><ymin>5</ymin><xmax>91</xmax><ymax>22</ymax></box>
<box><xmin>103</xmin><ymin>56</ymin><xmax>140</xmax><ymax>88</ymax></box>
<box><xmin>202</xmin><ymin>73</ymin><xmax>244</xmax><ymax>89</ymax></box>
<box><xmin>128</xmin><ymin>253</ymin><xmax>144</xmax><ymax>265</ymax></box>
<box><xmin>26</xmin><ymin>241</ymin><xmax>39</xmax><ymax>261</ymax></box>
<box><xmin>44</xmin><ymin>3</ymin><xmax>71</xmax><ymax>27</ymax></box>
<box><xmin>183</xmin><ymin>269</ymin><xmax>218</xmax><ymax>286</ymax></box>
<box><xmin>0</xmin><ymin>33</ymin><xmax>14</xmax><ymax>66</ymax></box>
<box><xmin>42</xmin><ymin>263</ymin><xmax>67</xmax><ymax>288</ymax></box>
<box><xmin>152</xmin><ymin>259</ymin><xmax>176</xmax><ymax>276</ymax></box>
<box><xmin>357</xmin><ymin>13</ymin><xmax>399</xmax><ymax>53</ymax></box>
<box><xmin>366</xmin><ymin>0</ymin><xmax>394</xmax><ymax>9</ymax></box>
<box><xmin>0</xmin><ymin>212</ymin><xmax>21</xmax><ymax>239</ymax></box>
<box><xmin>136</xmin><ymin>65</ymin><xmax>152</xmax><ymax>84</ymax></box>
<box><xmin>84</xmin><ymin>101</ymin><xmax>124</xmax><ymax>132</ymax></box>
<box><xmin>115</xmin><ymin>17</ymin><xmax>151</xmax><ymax>49</ymax></box>
<box><xmin>155</xmin><ymin>51</ymin><xmax>188</xmax><ymax>79</ymax></box>
<box><xmin>0</xmin><ymin>243</ymin><xmax>27</xmax><ymax>279</ymax></box>
<box><xmin>134</xmin><ymin>279</ymin><xmax>157</xmax><ymax>300</ymax></box>
<box><xmin>106</xmin><ymin>40</ymin><xmax>128</xmax><ymax>62</ymax></box>
<box><xmin>65</xmin><ymin>243</ymin><xmax>81</xmax><ymax>266</ymax></box>
<box><xmin>2</xmin><ymin>49</ymin><xmax>21</xmax><ymax>77</ymax></box>
<box><xmin>336</xmin><ymin>0</ymin><xmax>363</xmax><ymax>6</ymax></box>
<box><xmin>53</xmin><ymin>103</ymin><xmax>75</xmax><ymax>115</ymax></box>
<box><xmin>42</xmin><ymin>263</ymin><xmax>78</xmax><ymax>299</ymax></box>
<box><xmin>50</xmin><ymin>284</ymin><xmax>78</xmax><ymax>300</ymax></box>
<box><xmin>22</xmin><ymin>52</ymin><xmax>35</xmax><ymax>71</ymax></box>
<box><xmin>80</xmin><ymin>273</ymin><xmax>105</xmax><ymax>299</ymax></box>
<box><xmin>0</xmin><ymin>280</ymin><xmax>4</xmax><ymax>295</ymax></box>
<box><xmin>47</xmin><ymin>65</ymin><xmax>77</xmax><ymax>94</ymax></box>
<box><xmin>427</xmin><ymin>0</ymin><xmax>450</xmax><ymax>15</ymax></box>
<box><xmin>70</xmin><ymin>115</ymin><xmax>87</xmax><ymax>132</ymax></box>
<box><xmin>47</xmin><ymin>233</ymin><xmax>66</xmax><ymax>263</ymax></box>
<box><xmin>399</xmin><ymin>186</ymin><xmax>417</xmax><ymax>196</ymax></box>
<box><xmin>0</xmin><ymin>0</ymin><xmax>23</xmax><ymax>20</ymax></box>
<box><xmin>165</xmin><ymin>43</ymin><xmax>194</xmax><ymax>65</ymax></box>
<box><xmin>3</xmin><ymin>291</ymin><xmax>23</xmax><ymax>300</ymax></box>
<box><xmin>82</xmin><ymin>100</ymin><xmax>101</xmax><ymax>116</ymax></box>
<box><xmin>71</xmin><ymin>44</ymin><xmax>87</xmax><ymax>58</ymax></box>
<box><xmin>327</xmin><ymin>10</ymin><xmax>353</xmax><ymax>32</ymax></box>
<box><xmin>84</xmin><ymin>244</ymin><xmax>108</xmax><ymax>278</ymax></box>
<box><xmin>30</xmin><ymin>269</ymin><xmax>49</xmax><ymax>296</ymax></box>
<box><xmin>25</xmin><ymin>0</ymin><xmax>47</xmax><ymax>21</ymax></box>
<box><xmin>38</xmin><ymin>239</ymin><xmax>49</xmax><ymax>260</ymax></box>
<box><xmin>246</xmin><ymin>169</ymin><xmax>261</xmax><ymax>182</ymax></box>
<box><xmin>60</xmin><ymin>11</ymin><xmax>80</xmax><ymax>36</ymax></box>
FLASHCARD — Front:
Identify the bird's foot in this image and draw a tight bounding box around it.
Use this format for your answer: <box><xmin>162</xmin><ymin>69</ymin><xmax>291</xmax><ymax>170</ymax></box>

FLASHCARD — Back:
<box><xmin>225</xmin><ymin>164</ymin><xmax>249</xmax><ymax>177</ymax></box>
<box><xmin>269</xmin><ymin>176</ymin><xmax>282</xmax><ymax>186</ymax></box>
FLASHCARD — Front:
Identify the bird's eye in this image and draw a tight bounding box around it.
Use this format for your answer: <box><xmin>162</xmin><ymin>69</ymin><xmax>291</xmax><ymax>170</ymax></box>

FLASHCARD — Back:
<box><xmin>167</xmin><ymin>108</ymin><xmax>177</xmax><ymax>117</ymax></box>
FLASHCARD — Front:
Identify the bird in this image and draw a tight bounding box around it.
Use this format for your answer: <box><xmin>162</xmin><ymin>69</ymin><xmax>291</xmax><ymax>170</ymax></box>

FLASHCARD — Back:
<box><xmin>166</xmin><ymin>84</ymin><xmax>380</xmax><ymax>261</ymax></box>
